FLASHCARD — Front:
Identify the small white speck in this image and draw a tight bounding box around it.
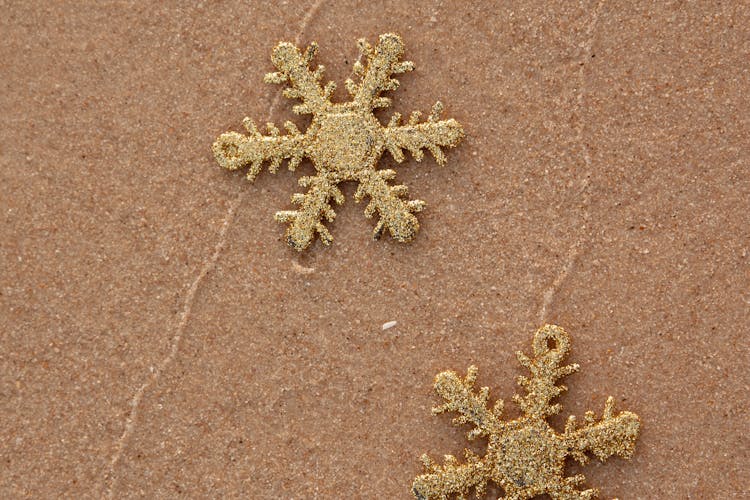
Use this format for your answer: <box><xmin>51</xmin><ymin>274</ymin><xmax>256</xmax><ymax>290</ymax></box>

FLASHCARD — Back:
<box><xmin>382</xmin><ymin>320</ymin><xmax>397</xmax><ymax>331</ymax></box>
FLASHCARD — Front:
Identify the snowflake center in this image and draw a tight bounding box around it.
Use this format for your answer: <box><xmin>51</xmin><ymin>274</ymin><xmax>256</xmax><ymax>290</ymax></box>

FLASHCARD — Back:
<box><xmin>308</xmin><ymin>109</ymin><xmax>381</xmax><ymax>179</ymax></box>
<box><xmin>490</xmin><ymin>421</ymin><xmax>562</xmax><ymax>490</ymax></box>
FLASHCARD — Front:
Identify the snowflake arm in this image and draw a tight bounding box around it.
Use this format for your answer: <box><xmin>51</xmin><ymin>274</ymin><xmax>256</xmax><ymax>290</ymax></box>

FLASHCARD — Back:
<box><xmin>563</xmin><ymin>396</ymin><xmax>641</xmax><ymax>465</ymax></box>
<box><xmin>512</xmin><ymin>324</ymin><xmax>580</xmax><ymax>420</ymax></box>
<box><xmin>383</xmin><ymin>102</ymin><xmax>464</xmax><ymax>166</ymax></box>
<box><xmin>413</xmin><ymin>451</ymin><xmax>490</xmax><ymax>500</ymax></box>
<box><xmin>265</xmin><ymin>41</ymin><xmax>335</xmax><ymax>115</ymax></box>
<box><xmin>274</xmin><ymin>173</ymin><xmax>344</xmax><ymax>250</ymax></box>
<box><xmin>347</xmin><ymin>33</ymin><xmax>415</xmax><ymax>110</ymax></box>
<box><xmin>431</xmin><ymin>365</ymin><xmax>504</xmax><ymax>439</ymax></box>
<box><xmin>412</xmin><ymin>366</ymin><xmax>503</xmax><ymax>499</ymax></box>
<box><xmin>212</xmin><ymin>119</ymin><xmax>306</xmax><ymax>181</ymax></box>
<box><xmin>354</xmin><ymin>169</ymin><xmax>425</xmax><ymax>242</ymax></box>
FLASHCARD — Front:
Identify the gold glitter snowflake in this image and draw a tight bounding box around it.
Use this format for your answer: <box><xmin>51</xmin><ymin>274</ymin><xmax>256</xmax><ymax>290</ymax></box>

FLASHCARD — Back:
<box><xmin>213</xmin><ymin>33</ymin><xmax>464</xmax><ymax>250</ymax></box>
<box><xmin>413</xmin><ymin>325</ymin><xmax>640</xmax><ymax>499</ymax></box>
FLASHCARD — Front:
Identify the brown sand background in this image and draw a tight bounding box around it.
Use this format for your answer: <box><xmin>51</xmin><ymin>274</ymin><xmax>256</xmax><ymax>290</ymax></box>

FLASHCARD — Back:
<box><xmin>1</xmin><ymin>1</ymin><xmax>748</xmax><ymax>498</ymax></box>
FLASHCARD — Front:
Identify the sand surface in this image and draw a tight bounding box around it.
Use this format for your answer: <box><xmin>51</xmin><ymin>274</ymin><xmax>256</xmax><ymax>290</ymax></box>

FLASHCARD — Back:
<box><xmin>1</xmin><ymin>1</ymin><xmax>748</xmax><ymax>498</ymax></box>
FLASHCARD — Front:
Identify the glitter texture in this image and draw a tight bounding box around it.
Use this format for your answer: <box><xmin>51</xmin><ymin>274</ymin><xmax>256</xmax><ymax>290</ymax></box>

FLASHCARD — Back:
<box><xmin>213</xmin><ymin>33</ymin><xmax>463</xmax><ymax>250</ymax></box>
<box><xmin>413</xmin><ymin>325</ymin><xmax>640</xmax><ymax>499</ymax></box>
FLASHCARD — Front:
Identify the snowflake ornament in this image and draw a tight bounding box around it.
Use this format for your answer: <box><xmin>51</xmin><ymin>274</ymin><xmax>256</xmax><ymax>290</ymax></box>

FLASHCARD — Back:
<box><xmin>213</xmin><ymin>33</ymin><xmax>464</xmax><ymax>250</ymax></box>
<box><xmin>413</xmin><ymin>325</ymin><xmax>640</xmax><ymax>499</ymax></box>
